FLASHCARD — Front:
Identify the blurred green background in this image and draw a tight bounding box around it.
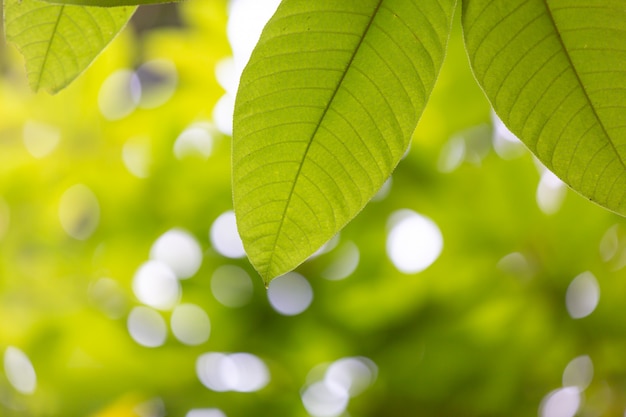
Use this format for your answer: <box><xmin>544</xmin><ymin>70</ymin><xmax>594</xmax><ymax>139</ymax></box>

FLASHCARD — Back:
<box><xmin>0</xmin><ymin>1</ymin><xmax>625</xmax><ymax>416</ymax></box>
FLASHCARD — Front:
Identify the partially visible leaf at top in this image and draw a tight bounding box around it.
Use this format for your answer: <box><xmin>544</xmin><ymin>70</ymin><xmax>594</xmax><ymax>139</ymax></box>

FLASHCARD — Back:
<box><xmin>463</xmin><ymin>0</ymin><xmax>626</xmax><ymax>214</ymax></box>
<box><xmin>42</xmin><ymin>0</ymin><xmax>181</xmax><ymax>6</ymax></box>
<box><xmin>233</xmin><ymin>0</ymin><xmax>456</xmax><ymax>284</ymax></box>
<box><xmin>4</xmin><ymin>0</ymin><xmax>136</xmax><ymax>93</ymax></box>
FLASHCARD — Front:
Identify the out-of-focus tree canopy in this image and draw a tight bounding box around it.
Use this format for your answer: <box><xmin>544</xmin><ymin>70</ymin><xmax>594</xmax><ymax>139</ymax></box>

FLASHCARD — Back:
<box><xmin>0</xmin><ymin>1</ymin><xmax>625</xmax><ymax>417</ymax></box>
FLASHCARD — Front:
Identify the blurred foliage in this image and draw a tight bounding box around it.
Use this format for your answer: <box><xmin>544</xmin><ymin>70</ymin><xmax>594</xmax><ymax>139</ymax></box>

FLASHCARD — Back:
<box><xmin>0</xmin><ymin>1</ymin><xmax>625</xmax><ymax>417</ymax></box>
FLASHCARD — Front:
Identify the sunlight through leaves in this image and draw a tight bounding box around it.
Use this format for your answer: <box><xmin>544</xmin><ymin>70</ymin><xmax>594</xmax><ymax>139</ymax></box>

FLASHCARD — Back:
<box><xmin>170</xmin><ymin>304</ymin><xmax>210</xmax><ymax>346</ymax></box>
<box><xmin>150</xmin><ymin>228</ymin><xmax>203</xmax><ymax>280</ymax></box>
<box><xmin>127</xmin><ymin>306</ymin><xmax>167</xmax><ymax>348</ymax></box>
<box><xmin>566</xmin><ymin>272</ymin><xmax>600</xmax><ymax>319</ymax></box>
<box><xmin>3</xmin><ymin>346</ymin><xmax>36</xmax><ymax>395</ymax></box>
<box><xmin>58</xmin><ymin>184</ymin><xmax>100</xmax><ymax>240</ymax></box>
<box><xmin>211</xmin><ymin>265</ymin><xmax>253</xmax><ymax>308</ymax></box>
<box><xmin>386</xmin><ymin>210</ymin><xmax>443</xmax><ymax>274</ymax></box>
<box><xmin>267</xmin><ymin>273</ymin><xmax>313</xmax><ymax>316</ymax></box>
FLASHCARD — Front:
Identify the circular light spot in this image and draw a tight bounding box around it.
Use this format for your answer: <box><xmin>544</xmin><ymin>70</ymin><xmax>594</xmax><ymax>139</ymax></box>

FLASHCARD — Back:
<box><xmin>186</xmin><ymin>409</ymin><xmax>227</xmax><ymax>417</ymax></box>
<box><xmin>210</xmin><ymin>211</ymin><xmax>245</xmax><ymax>258</ymax></box>
<box><xmin>229</xmin><ymin>352</ymin><xmax>270</xmax><ymax>392</ymax></box>
<box><xmin>325</xmin><ymin>357</ymin><xmax>377</xmax><ymax>398</ymax></box>
<box><xmin>98</xmin><ymin>69</ymin><xmax>140</xmax><ymax>120</ymax></box>
<box><xmin>212</xmin><ymin>94</ymin><xmax>234</xmax><ymax>136</ymax></box>
<box><xmin>301</xmin><ymin>380</ymin><xmax>349</xmax><ymax>417</ymax></box>
<box><xmin>267</xmin><ymin>273</ymin><xmax>313</xmax><ymax>316</ymax></box>
<box><xmin>536</xmin><ymin>169</ymin><xmax>566</xmax><ymax>215</ymax></box>
<box><xmin>215</xmin><ymin>57</ymin><xmax>237</xmax><ymax>96</ymax></box>
<box><xmin>227</xmin><ymin>0</ymin><xmax>282</xmax><ymax>76</ymax></box>
<box><xmin>211</xmin><ymin>265</ymin><xmax>253</xmax><ymax>307</ymax></box>
<box><xmin>540</xmin><ymin>387</ymin><xmax>580</xmax><ymax>417</ymax></box>
<box><xmin>322</xmin><ymin>241</ymin><xmax>360</xmax><ymax>281</ymax></box>
<box><xmin>497</xmin><ymin>252</ymin><xmax>534</xmax><ymax>281</ymax></box>
<box><xmin>59</xmin><ymin>184</ymin><xmax>100</xmax><ymax>240</ymax></box>
<box><xmin>437</xmin><ymin>136</ymin><xmax>465</xmax><ymax>173</ymax></box>
<box><xmin>171</xmin><ymin>304</ymin><xmax>210</xmax><ymax>346</ymax></box>
<box><xmin>563</xmin><ymin>355</ymin><xmax>593</xmax><ymax>391</ymax></box>
<box><xmin>197</xmin><ymin>353</ymin><xmax>232</xmax><ymax>392</ymax></box>
<box><xmin>491</xmin><ymin>111</ymin><xmax>526</xmax><ymax>159</ymax></box>
<box><xmin>196</xmin><ymin>352</ymin><xmax>269</xmax><ymax>392</ymax></box>
<box><xmin>23</xmin><ymin>120</ymin><xmax>60</xmax><ymax>158</ymax></box>
<box><xmin>386</xmin><ymin>210</ymin><xmax>443</xmax><ymax>274</ymax></box>
<box><xmin>371</xmin><ymin>177</ymin><xmax>392</xmax><ymax>202</ymax></box>
<box><xmin>4</xmin><ymin>347</ymin><xmax>36</xmax><ymax>394</ymax></box>
<box><xmin>566</xmin><ymin>271</ymin><xmax>600</xmax><ymax>319</ymax></box>
<box><xmin>173</xmin><ymin>123</ymin><xmax>215</xmax><ymax>160</ymax></box>
<box><xmin>122</xmin><ymin>136</ymin><xmax>151</xmax><ymax>178</ymax></box>
<box><xmin>132</xmin><ymin>260</ymin><xmax>181</xmax><ymax>310</ymax></box>
<box><xmin>150</xmin><ymin>228</ymin><xmax>203</xmax><ymax>279</ymax></box>
<box><xmin>127</xmin><ymin>306</ymin><xmax>167</xmax><ymax>348</ymax></box>
<box><xmin>135</xmin><ymin>59</ymin><xmax>178</xmax><ymax>109</ymax></box>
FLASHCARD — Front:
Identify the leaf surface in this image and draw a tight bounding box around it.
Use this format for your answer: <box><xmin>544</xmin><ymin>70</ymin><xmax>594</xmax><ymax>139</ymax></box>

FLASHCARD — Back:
<box><xmin>233</xmin><ymin>0</ymin><xmax>456</xmax><ymax>283</ymax></box>
<box><xmin>463</xmin><ymin>0</ymin><xmax>626</xmax><ymax>214</ymax></box>
<box><xmin>42</xmin><ymin>0</ymin><xmax>181</xmax><ymax>6</ymax></box>
<box><xmin>4</xmin><ymin>0</ymin><xmax>136</xmax><ymax>93</ymax></box>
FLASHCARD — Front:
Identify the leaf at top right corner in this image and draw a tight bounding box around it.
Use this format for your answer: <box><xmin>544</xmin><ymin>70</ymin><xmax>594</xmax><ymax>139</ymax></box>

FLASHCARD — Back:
<box><xmin>462</xmin><ymin>0</ymin><xmax>626</xmax><ymax>215</ymax></box>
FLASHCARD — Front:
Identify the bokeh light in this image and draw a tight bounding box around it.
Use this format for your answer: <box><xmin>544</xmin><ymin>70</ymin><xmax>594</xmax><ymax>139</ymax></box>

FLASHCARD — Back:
<box><xmin>210</xmin><ymin>211</ymin><xmax>246</xmax><ymax>258</ymax></box>
<box><xmin>132</xmin><ymin>260</ymin><xmax>181</xmax><ymax>310</ymax></box>
<box><xmin>170</xmin><ymin>303</ymin><xmax>210</xmax><ymax>346</ymax></box>
<box><xmin>322</xmin><ymin>241</ymin><xmax>360</xmax><ymax>281</ymax></box>
<box><xmin>562</xmin><ymin>355</ymin><xmax>593</xmax><ymax>391</ymax></box>
<box><xmin>58</xmin><ymin>184</ymin><xmax>100</xmax><ymax>240</ymax></box>
<box><xmin>324</xmin><ymin>357</ymin><xmax>377</xmax><ymax>397</ymax></box>
<box><xmin>491</xmin><ymin>111</ymin><xmax>526</xmax><ymax>159</ymax></box>
<box><xmin>196</xmin><ymin>352</ymin><xmax>269</xmax><ymax>392</ymax></box>
<box><xmin>4</xmin><ymin>346</ymin><xmax>37</xmax><ymax>395</ymax></box>
<box><xmin>127</xmin><ymin>306</ymin><xmax>167</xmax><ymax>348</ymax></box>
<box><xmin>438</xmin><ymin>136</ymin><xmax>465</xmax><ymax>172</ymax></box>
<box><xmin>135</xmin><ymin>59</ymin><xmax>178</xmax><ymax>109</ymax></box>
<box><xmin>23</xmin><ymin>120</ymin><xmax>60</xmax><ymax>158</ymax></box>
<box><xmin>539</xmin><ymin>387</ymin><xmax>580</xmax><ymax>417</ymax></box>
<box><xmin>267</xmin><ymin>273</ymin><xmax>313</xmax><ymax>316</ymax></box>
<box><xmin>301</xmin><ymin>381</ymin><xmax>349</xmax><ymax>417</ymax></box>
<box><xmin>122</xmin><ymin>136</ymin><xmax>151</xmax><ymax>178</ymax></box>
<box><xmin>566</xmin><ymin>271</ymin><xmax>600</xmax><ymax>319</ymax></box>
<box><xmin>386</xmin><ymin>209</ymin><xmax>443</xmax><ymax>274</ymax></box>
<box><xmin>98</xmin><ymin>69</ymin><xmax>140</xmax><ymax>120</ymax></box>
<box><xmin>173</xmin><ymin>122</ymin><xmax>216</xmax><ymax>160</ymax></box>
<box><xmin>211</xmin><ymin>265</ymin><xmax>253</xmax><ymax>307</ymax></box>
<box><xmin>536</xmin><ymin>169</ymin><xmax>566</xmax><ymax>215</ymax></box>
<box><xmin>186</xmin><ymin>409</ymin><xmax>227</xmax><ymax>417</ymax></box>
<box><xmin>150</xmin><ymin>228</ymin><xmax>203</xmax><ymax>279</ymax></box>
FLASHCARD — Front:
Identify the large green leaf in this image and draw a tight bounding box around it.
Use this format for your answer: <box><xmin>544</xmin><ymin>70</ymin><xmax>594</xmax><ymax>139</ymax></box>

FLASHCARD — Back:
<box><xmin>42</xmin><ymin>0</ymin><xmax>180</xmax><ymax>6</ymax></box>
<box><xmin>233</xmin><ymin>0</ymin><xmax>456</xmax><ymax>283</ymax></box>
<box><xmin>463</xmin><ymin>0</ymin><xmax>626</xmax><ymax>214</ymax></box>
<box><xmin>4</xmin><ymin>0</ymin><xmax>136</xmax><ymax>93</ymax></box>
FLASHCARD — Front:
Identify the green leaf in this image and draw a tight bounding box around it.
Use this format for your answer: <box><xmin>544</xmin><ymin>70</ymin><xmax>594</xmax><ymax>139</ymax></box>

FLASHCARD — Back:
<box><xmin>233</xmin><ymin>0</ymin><xmax>456</xmax><ymax>283</ymax></box>
<box><xmin>41</xmin><ymin>0</ymin><xmax>181</xmax><ymax>6</ymax></box>
<box><xmin>4</xmin><ymin>0</ymin><xmax>136</xmax><ymax>93</ymax></box>
<box><xmin>463</xmin><ymin>0</ymin><xmax>626</xmax><ymax>215</ymax></box>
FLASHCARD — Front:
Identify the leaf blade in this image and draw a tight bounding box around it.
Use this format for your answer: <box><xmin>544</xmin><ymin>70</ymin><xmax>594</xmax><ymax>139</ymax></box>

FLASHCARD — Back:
<box><xmin>4</xmin><ymin>0</ymin><xmax>136</xmax><ymax>93</ymax></box>
<box><xmin>463</xmin><ymin>0</ymin><xmax>626</xmax><ymax>214</ymax></box>
<box><xmin>41</xmin><ymin>0</ymin><xmax>181</xmax><ymax>6</ymax></box>
<box><xmin>233</xmin><ymin>0</ymin><xmax>456</xmax><ymax>283</ymax></box>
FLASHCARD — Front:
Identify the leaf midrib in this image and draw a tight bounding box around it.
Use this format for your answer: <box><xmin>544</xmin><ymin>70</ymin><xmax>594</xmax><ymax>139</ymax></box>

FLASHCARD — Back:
<box><xmin>35</xmin><ymin>5</ymin><xmax>64</xmax><ymax>91</ymax></box>
<box><xmin>261</xmin><ymin>0</ymin><xmax>384</xmax><ymax>280</ymax></box>
<box><xmin>542</xmin><ymin>0</ymin><xmax>626</xmax><ymax>175</ymax></box>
